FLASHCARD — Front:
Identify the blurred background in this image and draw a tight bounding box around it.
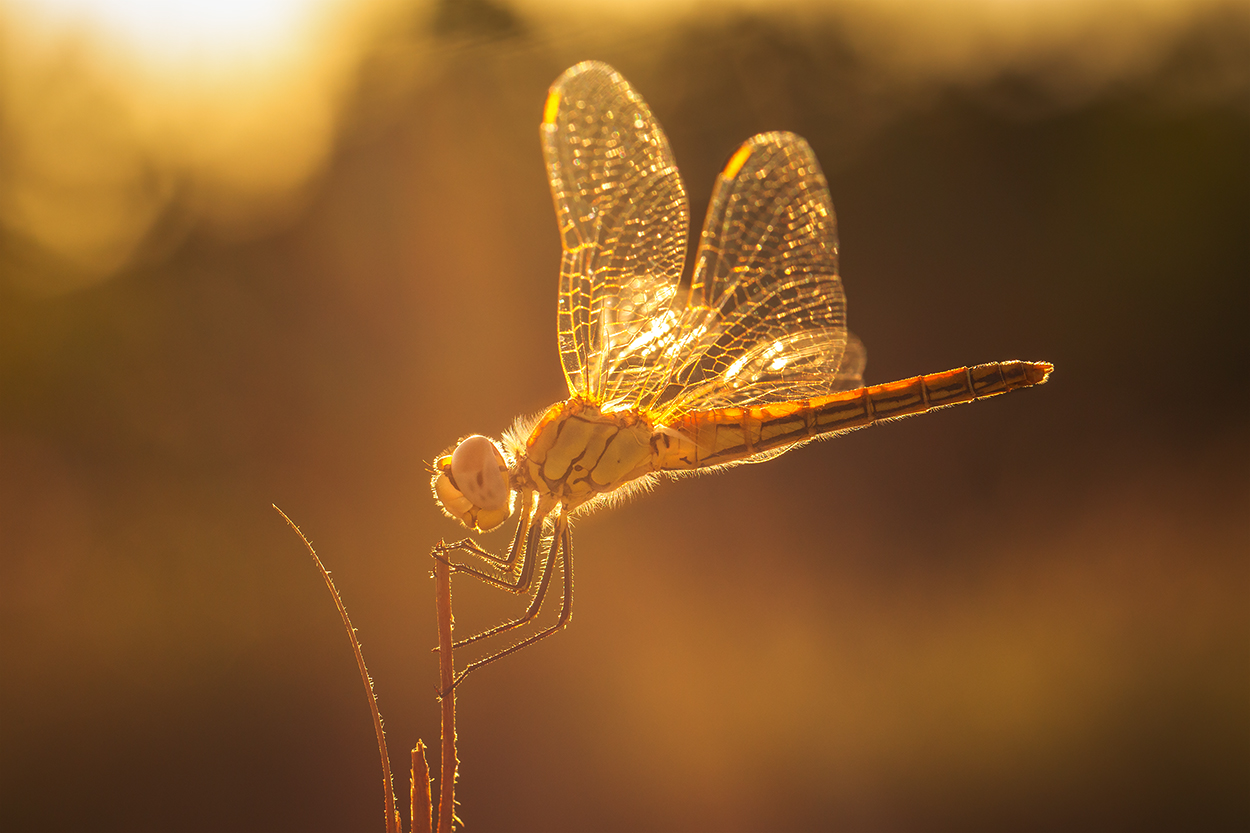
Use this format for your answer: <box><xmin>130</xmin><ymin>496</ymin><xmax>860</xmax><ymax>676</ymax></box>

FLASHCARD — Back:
<box><xmin>1</xmin><ymin>0</ymin><xmax>1246</xmax><ymax>830</ymax></box>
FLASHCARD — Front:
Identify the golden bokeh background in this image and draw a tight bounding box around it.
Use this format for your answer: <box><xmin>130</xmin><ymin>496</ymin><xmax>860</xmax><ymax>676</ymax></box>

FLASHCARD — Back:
<box><xmin>1</xmin><ymin>0</ymin><xmax>1246</xmax><ymax>830</ymax></box>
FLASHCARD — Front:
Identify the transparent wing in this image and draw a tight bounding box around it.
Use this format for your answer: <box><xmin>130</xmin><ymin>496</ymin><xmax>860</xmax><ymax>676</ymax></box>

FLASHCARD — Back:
<box><xmin>542</xmin><ymin>65</ymin><xmax>863</xmax><ymax>418</ymax></box>
<box><xmin>650</xmin><ymin>131</ymin><xmax>864</xmax><ymax>421</ymax></box>
<box><xmin>541</xmin><ymin>61</ymin><xmax>690</xmax><ymax>404</ymax></box>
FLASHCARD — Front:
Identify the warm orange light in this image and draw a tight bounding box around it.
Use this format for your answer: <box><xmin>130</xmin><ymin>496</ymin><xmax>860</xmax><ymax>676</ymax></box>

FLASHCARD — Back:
<box><xmin>0</xmin><ymin>0</ymin><xmax>397</xmax><ymax>293</ymax></box>
<box><xmin>0</xmin><ymin>0</ymin><xmax>1216</xmax><ymax>294</ymax></box>
<box><xmin>543</xmin><ymin>90</ymin><xmax>562</xmax><ymax>126</ymax></box>
<box><xmin>10</xmin><ymin>0</ymin><xmax>327</xmax><ymax>69</ymax></box>
<box><xmin>722</xmin><ymin>144</ymin><xmax>752</xmax><ymax>180</ymax></box>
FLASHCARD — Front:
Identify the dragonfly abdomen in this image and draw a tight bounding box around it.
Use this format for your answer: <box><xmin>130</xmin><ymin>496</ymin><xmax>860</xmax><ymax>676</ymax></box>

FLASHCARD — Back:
<box><xmin>657</xmin><ymin>361</ymin><xmax>1053</xmax><ymax>470</ymax></box>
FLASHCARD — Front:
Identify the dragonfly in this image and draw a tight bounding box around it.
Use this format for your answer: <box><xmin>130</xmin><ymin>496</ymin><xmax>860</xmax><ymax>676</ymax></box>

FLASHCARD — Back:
<box><xmin>431</xmin><ymin>61</ymin><xmax>1052</xmax><ymax>687</ymax></box>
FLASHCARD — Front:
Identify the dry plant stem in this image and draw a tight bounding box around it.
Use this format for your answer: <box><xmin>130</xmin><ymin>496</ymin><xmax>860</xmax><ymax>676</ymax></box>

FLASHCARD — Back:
<box><xmin>273</xmin><ymin>505</ymin><xmax>402</xmax><ymax>833</ymax></box>
<box><xmin>434</xmin><ymin>547</ymin><xmax>459</xmax><ymax>833</ymax></box>
<box><xmin>413</xmin><ymin>742</ymin><xmax>433</xmax><ymax>833</ymax></box>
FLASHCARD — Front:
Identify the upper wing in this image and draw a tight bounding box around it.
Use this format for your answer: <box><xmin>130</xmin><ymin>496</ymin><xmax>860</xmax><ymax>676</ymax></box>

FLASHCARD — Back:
<box><xmin>541</xmin><ymin>61</ymin><xmax>690</xmax><ymax>405</ymax></box>
<box><xmin>541</xmin><ymin>64</ymin><xmax>863</xmax><ymax>419</ymax></box>
<box><xmin>652</xmin><ymin>132</ymin><xmax>863</xmax><ymax>422</ymax></box>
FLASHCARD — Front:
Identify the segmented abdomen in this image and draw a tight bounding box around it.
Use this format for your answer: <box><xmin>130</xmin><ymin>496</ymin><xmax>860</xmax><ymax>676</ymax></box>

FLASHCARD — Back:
<box><xmin>656</xmin><ymin>361</ymin><xmax>1053</xmax><ymax>470</ymax></box>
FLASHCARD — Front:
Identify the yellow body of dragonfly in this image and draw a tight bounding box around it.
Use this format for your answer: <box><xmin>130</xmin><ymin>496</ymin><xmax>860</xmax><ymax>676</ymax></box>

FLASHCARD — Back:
<box><xmin>432</xmin><ymin>62</ymin><xmax>1052</xmax><ymax>683</ymax></box>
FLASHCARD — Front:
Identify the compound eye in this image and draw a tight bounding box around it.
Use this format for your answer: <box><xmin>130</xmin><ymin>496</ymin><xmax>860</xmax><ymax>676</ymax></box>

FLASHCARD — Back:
<box><xmin>450</xmin><ymin>435</ymin><xmax>508</xmax><ymax>512</ymax></box>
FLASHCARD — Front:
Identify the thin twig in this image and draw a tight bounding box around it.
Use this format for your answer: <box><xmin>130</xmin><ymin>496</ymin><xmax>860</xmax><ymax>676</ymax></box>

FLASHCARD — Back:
<box><xmin>412</xmin><ymin>742</ymin><xmax>433</xmax><ymax>833</ymax></box>
<box><xmin>433</xmin><ymin>545</ymin><xmax>459</xmax><ymax>833</ymax></box>
<box><xmin>274</xmin><ymin>505</ymin><xmax>401</xmax><ymax>833</ymax></box>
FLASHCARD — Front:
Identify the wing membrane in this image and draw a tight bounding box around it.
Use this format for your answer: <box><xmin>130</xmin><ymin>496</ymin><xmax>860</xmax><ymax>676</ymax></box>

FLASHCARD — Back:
<box><xmin>655</xmin><ymin>132</ymin><xmax>862</xmax><ymax>420</ymax></box>
<box><xmin>542</xmin><ymin>66</ymin><xmax>863</xmax><ymax>420</ymax></box>
<box><xmin>541</xmin><ymin>61</ymin><xmax>689</xmax><ymax>404</ymax></box>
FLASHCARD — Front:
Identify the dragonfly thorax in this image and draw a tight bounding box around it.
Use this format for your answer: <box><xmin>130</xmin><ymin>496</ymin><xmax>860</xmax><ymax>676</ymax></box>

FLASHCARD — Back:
<box><xmin>521</xmin><ymin>398</ymin><xmax>656</xmax><ymax>508</ymax></box>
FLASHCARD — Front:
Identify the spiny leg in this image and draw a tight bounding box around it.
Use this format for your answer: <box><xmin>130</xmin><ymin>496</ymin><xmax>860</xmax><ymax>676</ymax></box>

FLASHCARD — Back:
<box><xmin>430</xmin><ymin>496</ymin><xmax>556</xmax><ymax>653</ymax></box>
<box><xmin>450</xmin><ymin>511</ymin><xmax>561</xmax><ymax>650</ymax></box>
<box><xmin>431</xmin><ymin>494</ymin><xmax>548</xmax><ymax>593</ymax></box>
<box><xmin>433</xmin><ymin>490</ymin><xmax>535</xmax><ymax>576</ymax></box>
<box><xmin>446</xmin><ymin>512</ymin><xmax>575</xmax><ymax>692</ymax></box>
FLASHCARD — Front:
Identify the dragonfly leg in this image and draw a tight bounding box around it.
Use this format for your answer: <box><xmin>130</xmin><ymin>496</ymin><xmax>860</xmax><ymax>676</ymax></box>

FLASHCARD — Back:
<box><xmin>431</xmin><ymin>493</ymin><xmax>546</xmax><ymax>591</ymax></box>
<box><xmin>448</xmin><ymin>510</ymin><xmax>562</xmax><ymax>650</ymax></box>
<box><xmin>433</xmin><ymin>491</ymin><xmax>534</xmax><ymax>572</ymax></box>
<box><xmin>445</xmin><ymin>512</ymin><xmax>574</xmax><ymax>693</ymax></box>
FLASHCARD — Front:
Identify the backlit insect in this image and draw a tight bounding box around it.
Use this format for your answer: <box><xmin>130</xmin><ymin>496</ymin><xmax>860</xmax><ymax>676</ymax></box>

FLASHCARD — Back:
<box><xmin>432</xmin><ymin>62</ymin><xmax>1052</xmax><ymax>687</ymax></box>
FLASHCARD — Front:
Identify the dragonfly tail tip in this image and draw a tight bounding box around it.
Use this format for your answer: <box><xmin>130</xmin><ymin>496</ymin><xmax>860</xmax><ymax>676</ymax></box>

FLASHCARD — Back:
<box><xmin>1026</xmin><ymin>361</ymin><xmax>1054</xmax><ymax>386</ymax></box>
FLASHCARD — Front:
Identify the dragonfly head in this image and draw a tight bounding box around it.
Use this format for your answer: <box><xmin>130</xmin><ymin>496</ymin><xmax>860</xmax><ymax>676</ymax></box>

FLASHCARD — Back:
<box><xmin>431</xmin><ymin>435</ymin><xmax>514</xmax><ymax>532</ymax></box>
